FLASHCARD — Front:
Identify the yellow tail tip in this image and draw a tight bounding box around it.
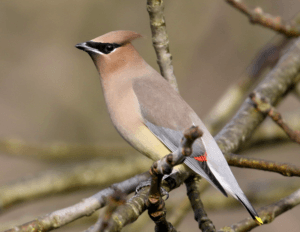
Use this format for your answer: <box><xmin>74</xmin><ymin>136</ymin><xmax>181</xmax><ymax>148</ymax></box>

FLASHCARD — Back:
<box><xmin>255</xmin><ymin>216</ymin><xmax>263</xmax><ymax>225</ymax></box>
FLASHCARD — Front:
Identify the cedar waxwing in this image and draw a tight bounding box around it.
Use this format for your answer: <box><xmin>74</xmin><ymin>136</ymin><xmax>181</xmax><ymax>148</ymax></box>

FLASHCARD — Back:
<box><xmin>75</xmin><ymin>30</ymin><xmax>263</xmax><ymax>225</ymax></box>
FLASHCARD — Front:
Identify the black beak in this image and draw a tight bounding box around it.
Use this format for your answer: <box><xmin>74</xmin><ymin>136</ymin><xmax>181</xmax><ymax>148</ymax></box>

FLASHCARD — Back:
<box><xmin>75</xmin><ymin>42</ymin><xmax>87</xmax><ymax>51</ymax></box>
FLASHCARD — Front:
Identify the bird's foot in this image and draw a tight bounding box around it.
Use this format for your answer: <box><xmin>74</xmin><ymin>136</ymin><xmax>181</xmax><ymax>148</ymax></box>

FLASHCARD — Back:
<box><xmin>135</xmin><ymin>180</ymin><xmax>152</xmax><ymax>194</ymax></box>
<box><xmin>135</xmin><ymin>180</ymin><xmax>169</xmax><ymax>200</ymax></box>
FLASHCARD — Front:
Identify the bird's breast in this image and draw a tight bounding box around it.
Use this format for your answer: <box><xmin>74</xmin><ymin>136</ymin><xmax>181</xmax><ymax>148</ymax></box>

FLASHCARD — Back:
<box><xmin>101</xmin><ymin>77</ymin><xmax>170</xmax><ymax>160</ymax></box>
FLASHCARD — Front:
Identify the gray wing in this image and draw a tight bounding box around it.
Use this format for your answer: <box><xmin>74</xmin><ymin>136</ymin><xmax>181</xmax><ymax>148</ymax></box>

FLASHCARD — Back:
<box><xmin>145</xmin><ymin>119</ymin><xmax>227</xmax><ymax>197</ymax></box>
<box><xmin>132</xmin><ymin>74</ymin><xmax>227</xmax><ymax>196</ymax></box>
<box><xmin>144</xmin><ymin>120</ymin><xmax>181</xmax><ymax>152</ymax></box>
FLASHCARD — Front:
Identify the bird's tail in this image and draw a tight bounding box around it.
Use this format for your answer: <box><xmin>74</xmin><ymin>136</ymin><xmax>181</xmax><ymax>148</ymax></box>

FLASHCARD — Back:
<box><xmin>185</xmin><ymin>153</ymin><xmax>263</xmax><ymax>225</ymax></box>
<box><xmin>236</xmin><ymin>193</ymin><xmax>263</xmax><ymax>225</ymax></box>
<box><xmin>185</xmin><ymin>129</ymin><xmax>263</xmax><ymax>225</ymax></box>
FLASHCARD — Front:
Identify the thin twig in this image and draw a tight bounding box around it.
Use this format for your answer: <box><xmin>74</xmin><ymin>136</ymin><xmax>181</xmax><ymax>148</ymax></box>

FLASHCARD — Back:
<box><xmin>250</xmin><ymin>91</ymin><xmax>300</xmax><ymax>144</ymax></box>
<box><xmin>225</xmin><ymin>153</ymin><xmax>300</xmax><ymax>177</ymax></box>
<box><xmin>185</xmin><ymin>176</ymin><xmax>216</xmax><ymax>232</ymax></box>
<box><xmin>147</xmin><ymin>0</ymin><xmax>178</xmax><ymax>91</ymax></box>
<box><xmin>226</xmin><ymin>0</ymin><xmax>300</xmax><ymax>37</ymax></box>
<box><xmin>249</xmin><ymin>110</ymin><xmax>300</xmax><ymax>145</ymax></box>
<box><xmin>219</xmin><ymin>188</ymin><xmax>300</xmax><ymax>232</ymax></box>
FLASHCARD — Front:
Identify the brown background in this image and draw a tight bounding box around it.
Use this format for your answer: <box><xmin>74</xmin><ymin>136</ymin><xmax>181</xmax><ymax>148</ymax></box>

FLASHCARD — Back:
<box><xmin>0</xmin><ymin>0</ymin><xmax>300</xmax><ymax>231</ymax></box>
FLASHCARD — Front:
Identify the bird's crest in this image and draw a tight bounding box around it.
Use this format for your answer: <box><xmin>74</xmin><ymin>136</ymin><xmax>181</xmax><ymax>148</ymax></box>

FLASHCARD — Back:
<box><xmin>91</xmin><ymin>30</ymin><xmax>143</xmax><ymax>45</ymax></box>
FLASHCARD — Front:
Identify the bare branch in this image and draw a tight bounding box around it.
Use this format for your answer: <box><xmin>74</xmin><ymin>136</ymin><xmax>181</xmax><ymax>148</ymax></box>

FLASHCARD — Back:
<box><xmin>225</xmin><ymin>153</ymin><xmax>300</xmax><ymax>177</ymax></box>
<box><xmin>249</xmin><ymin>110</ymin><xmax>300</xmax><ymax>144</ymax></box>
<box><xmin>250</xmin><ymin>91</ymin><xmax>300</xmax><ymax>144</ymax></box>
<box><xmin>219</xmin><ymin>188</ymin><xmax>300</xmax><ymax>232</ymax></box>
<box><xmin>185</xmin><ymin>176</ymin><xmax>216</xmax><ymax>232</ymax></box>
<box><xmin>147</xmin><ymin>0</ymin><xmax>178</xmax><ymax>91</ymax></box>
<box><xmin>226</xmin><ymin>0</ymin><xmax>300</xmax><ymax>37</ymax></box>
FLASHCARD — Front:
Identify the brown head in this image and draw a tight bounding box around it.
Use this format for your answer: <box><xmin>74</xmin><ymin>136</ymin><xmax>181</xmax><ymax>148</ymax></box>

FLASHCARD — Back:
<box><xmin>75</xmin><ymin>31</ymin><xmax>144</xmax><ymax>78</ymax></box>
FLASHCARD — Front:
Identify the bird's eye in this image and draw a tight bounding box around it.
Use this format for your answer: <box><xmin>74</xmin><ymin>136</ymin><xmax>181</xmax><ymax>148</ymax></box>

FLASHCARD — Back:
<box><xmin>104</xmin><ymin>44</ymin><xmax>114</xmax><ymax>53</ymax></box>
<box><xmin>84</xmin><ymin>41</ymin><xmax>120</xmax><ymax>55</ymax></box>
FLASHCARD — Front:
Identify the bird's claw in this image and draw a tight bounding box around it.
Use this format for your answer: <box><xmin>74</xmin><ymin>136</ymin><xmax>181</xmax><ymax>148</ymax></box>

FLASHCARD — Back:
<box><xmin>160</xmin><ymin>187</ymin><xmax>169</xmax><ymax>200</ymax></box>
<box><xmin>135</xmin><ymin>180</ymin><xmax>152</xmax><ymax>194</ymax></box>
<box><xmin>135</xmin><ymin>180</ymin><xmax>169</xmax><ymax>200</ymax></box>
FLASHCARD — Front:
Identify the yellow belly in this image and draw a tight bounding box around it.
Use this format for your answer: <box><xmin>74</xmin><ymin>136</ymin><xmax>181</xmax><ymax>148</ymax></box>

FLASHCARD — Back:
<box><xmin>132</xmin><ymin>124</ymin><xmax>190</xmax><ymax>174</ymax></box>
<box><xmin>132</xmin><ymin>125</ymin><xmax>171</xmax><ymax>161</ymax></box>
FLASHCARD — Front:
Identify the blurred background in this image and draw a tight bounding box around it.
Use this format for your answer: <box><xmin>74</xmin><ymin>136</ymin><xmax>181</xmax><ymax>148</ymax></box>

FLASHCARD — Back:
<box><xmin>0</xmin><ymin>0</ymin><xmax>300</xmax><ymax>231</ymax></box>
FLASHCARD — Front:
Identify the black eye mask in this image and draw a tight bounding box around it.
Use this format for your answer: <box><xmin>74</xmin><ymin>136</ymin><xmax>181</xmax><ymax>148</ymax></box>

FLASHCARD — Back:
<box><xmin>85</xmin><ymin>41</ymin><xmax>121</xmax><ymax>54</ymax></box>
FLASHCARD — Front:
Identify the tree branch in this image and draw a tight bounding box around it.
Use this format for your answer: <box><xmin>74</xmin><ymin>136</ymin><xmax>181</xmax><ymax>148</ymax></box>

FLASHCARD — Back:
<box><xmin>226</xmin><ymin>0</ymin><xmax>300</xmax><ymax>37</ymax></box>
<box><xmin>250</xmin><ymin>91</ymin><xmax>300</xmax><ymax>144</ymax></box>
<box><xmin>219</xmin><ymin>188</ymin><xmax>300</xmax><ymax>232</ymax></box>
<box><xmin>225</xmin><ymin>153</ymin><xmax>300</xmax><ymax>177</ymax></box>
<box><xmin>249</xmin><ymin>110</ymin><xmax>300</xmax><ymax>145</ymax></box>
<box><xmin>147</xmin><ymin>0</ymin><xmax>178</xmax><ymax>91</ymax></box>
<box><xmin>185</xmin><ymin>176</ymin><xmax>216</xmax><ymax>232</ymax></box>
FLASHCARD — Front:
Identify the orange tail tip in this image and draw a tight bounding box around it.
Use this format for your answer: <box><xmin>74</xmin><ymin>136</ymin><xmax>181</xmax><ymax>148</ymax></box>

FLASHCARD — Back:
<box><xmin>255</xmin><ymin>216</ymin><xmax>263</xmax><ymax>225</ymax></box>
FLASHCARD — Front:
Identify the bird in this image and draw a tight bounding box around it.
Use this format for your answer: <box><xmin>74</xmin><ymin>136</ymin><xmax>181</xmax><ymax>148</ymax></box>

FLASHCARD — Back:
<box><xmin>75</xmin><ymin>30</ymin><xmax>263</xmax><ymax>225</ymax></box>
